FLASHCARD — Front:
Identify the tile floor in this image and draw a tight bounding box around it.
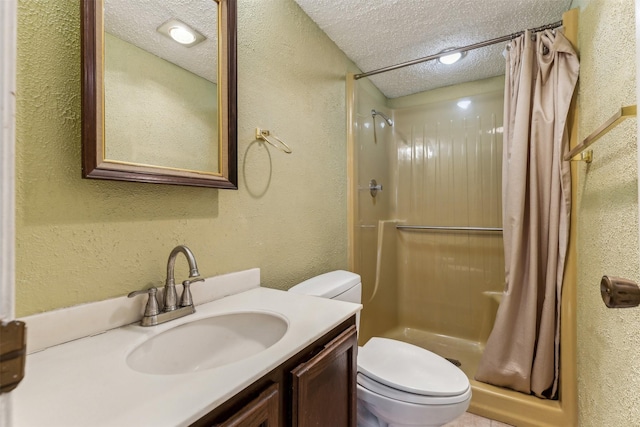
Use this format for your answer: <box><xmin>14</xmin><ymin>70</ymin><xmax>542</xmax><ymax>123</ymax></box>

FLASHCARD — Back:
<box><xmin>444</xmin><ymin>412</ymin><xmax>514</xmax><ymax>427</ymax></box>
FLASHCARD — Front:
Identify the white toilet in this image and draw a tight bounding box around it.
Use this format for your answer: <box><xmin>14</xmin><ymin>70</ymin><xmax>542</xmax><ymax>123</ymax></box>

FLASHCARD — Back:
<box><xmin>289</xmin><ymin>270</ymin><xmax>471</xmax><ymax>427</ymax></box>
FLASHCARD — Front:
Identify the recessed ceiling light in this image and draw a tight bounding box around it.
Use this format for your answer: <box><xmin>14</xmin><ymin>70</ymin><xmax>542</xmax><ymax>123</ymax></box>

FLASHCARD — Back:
<box><xmin>437</xmin><ymin>48</ymin><xmax>466</xmax><ymax>65</ymax></box>
<box><xmin>169</xmin><ymin>26</ymin><xmax>196</xmax><ymax>45</ymax></box>
<box><xmin>157</xmin><ymin>19</ymin><xmax>205</xmax><ymax>47</ymax></box>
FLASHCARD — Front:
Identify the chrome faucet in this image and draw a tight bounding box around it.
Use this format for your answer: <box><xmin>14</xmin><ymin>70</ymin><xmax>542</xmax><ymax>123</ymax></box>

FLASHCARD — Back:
<box><xmin>164</xmin><ymin>245</ymin><xmax>200</xmax><ymax>311</ymax></box>
<box><xmin>128</xmin><ymin>245</ymin><xmax>202</xmax><ymax>327</ymax></box>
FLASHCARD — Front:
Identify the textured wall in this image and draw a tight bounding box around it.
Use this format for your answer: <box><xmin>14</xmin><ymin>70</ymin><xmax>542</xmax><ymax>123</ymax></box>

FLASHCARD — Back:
<box><xmin>104</xmin><ymin>33</ymin><xmax>218</xmax><ymax>172</ymax></box>
<box><xmin>16</xmin><ymin>0</ymin><xmax>357</xmax><ymax>316</ymax></box>
<box><xmin>570</xmin><ymin>0</ymin><xmax>640</xmax><ymax>425</ymax></box>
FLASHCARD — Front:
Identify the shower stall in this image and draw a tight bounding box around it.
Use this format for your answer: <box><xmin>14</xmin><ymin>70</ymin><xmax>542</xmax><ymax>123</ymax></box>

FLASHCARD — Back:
<box><xmin>346</xmin><ymin>10</ymin><xmax>577</xmax><ymax>427</ymax></box>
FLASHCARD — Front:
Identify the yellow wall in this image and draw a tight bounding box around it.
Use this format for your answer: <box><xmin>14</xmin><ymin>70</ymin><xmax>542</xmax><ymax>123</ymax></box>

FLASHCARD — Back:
<box><xmin>570</xmin><ymin>0</ymin><xmax>640</xmax><ymax>425</ymax></box>
<box><xmin>16</xmin><ymin>0</ymin><xmax>358</xmax><ymax>316</ymax></box>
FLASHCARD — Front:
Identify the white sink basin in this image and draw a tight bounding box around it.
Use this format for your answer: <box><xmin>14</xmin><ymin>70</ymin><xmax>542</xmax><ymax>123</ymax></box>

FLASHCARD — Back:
<box><xmin>127</xmin><ymin>311</ymin><xmax>289</xmax><ymax>375</ymax></box>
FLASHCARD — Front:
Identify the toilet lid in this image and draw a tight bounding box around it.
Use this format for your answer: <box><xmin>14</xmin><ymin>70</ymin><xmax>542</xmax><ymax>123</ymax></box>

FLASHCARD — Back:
<box><xmin>357</xmin><ymin>338</ymin><xmax>469</xmax><ymax>397</ymax></box>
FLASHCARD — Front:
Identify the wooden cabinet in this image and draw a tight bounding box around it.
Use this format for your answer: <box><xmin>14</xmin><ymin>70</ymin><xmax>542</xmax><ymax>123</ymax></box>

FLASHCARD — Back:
<box><xmin>216</xmin><ymin>383</ymin><xmax>279</xmax><ymax>427</ymax></box>
<box><xmin>192</xmin><ymin>317</ymin><xmax>357</xmax><ymax>427</ymax></box>
<box><xmin>291</xmin><ymin>326</ymin><xmax>358</xmax><ymax>426</ymax></box>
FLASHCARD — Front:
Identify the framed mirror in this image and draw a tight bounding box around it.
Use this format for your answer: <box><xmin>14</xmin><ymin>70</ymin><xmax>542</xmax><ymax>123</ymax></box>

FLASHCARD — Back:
<box><xmin>81</xmin><ymin>0</ymin><xmax>237</xmax><ymax>188</ymax></box>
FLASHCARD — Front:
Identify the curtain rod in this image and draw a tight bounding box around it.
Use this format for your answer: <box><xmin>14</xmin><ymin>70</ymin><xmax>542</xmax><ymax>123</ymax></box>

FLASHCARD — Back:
<box><xmin>354</xmin><ymin>20</ymin><xmax>563</xmax><ymax>80</ymax></box>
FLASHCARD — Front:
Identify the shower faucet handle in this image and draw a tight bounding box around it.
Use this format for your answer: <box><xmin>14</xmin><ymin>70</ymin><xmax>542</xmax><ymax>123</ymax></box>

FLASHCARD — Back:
<box><xmin>369</xmin><ymin>179</ymin><xmax>383</xmax><ymax>197</ymax></box>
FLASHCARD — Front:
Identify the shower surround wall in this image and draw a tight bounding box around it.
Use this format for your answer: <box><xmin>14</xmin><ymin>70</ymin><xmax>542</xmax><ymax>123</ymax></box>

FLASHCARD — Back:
<box><xmin>349</xmin><ymin>76</ymin><xmax>398</xmax><ymax>342</ymax></box>
<box><xmin>353</xmin><ymin>75</ymin><xmax>507</xmax><ymax>360</ymax></box>
<box><xmin>353</xmin><ymin>76</ymin><xmax>506</xmax><ymax>358</ymax></box>
<box><xmin>392</xmin><ymin>88</ymin><xmax>505</xmax><ymax>360</ymax></box>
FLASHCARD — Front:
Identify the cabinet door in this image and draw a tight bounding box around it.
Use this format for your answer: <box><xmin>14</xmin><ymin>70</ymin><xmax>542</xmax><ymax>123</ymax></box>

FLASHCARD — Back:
<box><xmin>291</xmin><ymin>325</ymin><xmax>358</xmax><ymax>427</ymax></box>
<box><xmin>216</xmin><ymin>383</ymin><xmax>279</xmax><ymax>427</ymax></box>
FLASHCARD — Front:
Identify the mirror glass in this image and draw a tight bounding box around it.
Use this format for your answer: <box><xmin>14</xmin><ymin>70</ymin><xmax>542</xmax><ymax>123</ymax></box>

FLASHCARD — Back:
<box><xmin>104</xmin><ymin>0</ymin><xmax>219</xmax><ymax>173</ymax></box>
<box><xmin>82</xmin><ymin>0</ymin><xmax>237</xmax><ymax>188</ymax></box>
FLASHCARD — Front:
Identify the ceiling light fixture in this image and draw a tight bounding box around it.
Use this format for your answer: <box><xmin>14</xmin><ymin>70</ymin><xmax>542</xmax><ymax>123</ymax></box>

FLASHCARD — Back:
<box><xmin>157</xmin><ymin>19</ymin><xmax>206</xmax><ymax>47</ymax></box>
<box><xmin>457</xmin><ymin>100</ymin><xmax>472</xmax><ymax>109</ymax></box>
<box><xmin>437</xmin><ymin>48</ymin><xmax>466</xmax><ymax>65</ymax></box>
<box><xmin>169</xmin><ymin>26</ymin><xmax>196</xmax><ymax>45</ymax></box>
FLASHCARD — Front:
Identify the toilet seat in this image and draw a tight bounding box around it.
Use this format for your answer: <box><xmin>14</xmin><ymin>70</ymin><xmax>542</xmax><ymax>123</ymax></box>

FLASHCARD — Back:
<box><xmin>357</xmin><ymin>373</ymin><xmax>471</xmax><ymax>405</ymax></box>
<box><xmin>357</xmin><ymin>338</ymin><xmax>470</xmax><ymax>404</ymax></box>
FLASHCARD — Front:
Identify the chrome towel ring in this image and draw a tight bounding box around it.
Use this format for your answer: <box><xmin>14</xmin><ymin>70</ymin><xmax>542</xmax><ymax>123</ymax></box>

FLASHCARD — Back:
<box><xmin>255</xmin><ymin>128</ymin><xmax>292</xmax><ymax>154</ymax></box>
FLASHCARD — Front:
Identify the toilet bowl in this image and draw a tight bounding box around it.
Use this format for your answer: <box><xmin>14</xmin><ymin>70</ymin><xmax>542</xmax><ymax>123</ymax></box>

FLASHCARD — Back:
<box><xmin>289</xmin><ymin>270</ymin><xmax>471</xmax><ymax>427</ymax></box>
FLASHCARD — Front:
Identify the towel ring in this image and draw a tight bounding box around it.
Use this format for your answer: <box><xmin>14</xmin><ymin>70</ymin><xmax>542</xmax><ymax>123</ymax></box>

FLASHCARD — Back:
<box><xmin>255</xmin><ymin>128</ymin><xmax>292</xmax><ymax>154</ymax></box>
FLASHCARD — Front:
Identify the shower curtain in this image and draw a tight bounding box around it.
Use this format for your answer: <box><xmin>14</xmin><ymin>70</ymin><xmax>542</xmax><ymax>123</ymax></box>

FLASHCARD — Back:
<box><xmin>475</xmin><ymin>29</ymin><xmax>578</xmax><ymax>399</ymax></box>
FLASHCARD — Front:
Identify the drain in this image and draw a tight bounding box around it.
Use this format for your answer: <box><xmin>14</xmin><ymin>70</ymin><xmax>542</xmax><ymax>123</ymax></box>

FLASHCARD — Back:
<box><xmin>445</xmin><ymin>358</ymin><xmax>462</xmax><ymax>367</ymax></box>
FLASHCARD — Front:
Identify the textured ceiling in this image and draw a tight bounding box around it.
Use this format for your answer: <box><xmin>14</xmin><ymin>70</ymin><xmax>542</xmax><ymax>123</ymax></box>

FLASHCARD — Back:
<box><xmin>293</xmin><ymin>0</ymin><xmax>572</xmax><ymax>98</ymax></box>
<box><xmin>104</xmin><ymin>0</ymin><xmax>218</xmax><ymax>83</ymax></box>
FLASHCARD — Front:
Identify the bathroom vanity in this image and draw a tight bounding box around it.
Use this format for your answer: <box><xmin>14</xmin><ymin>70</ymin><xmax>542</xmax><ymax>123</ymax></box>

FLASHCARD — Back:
<box><xmin>12</xmin><ymin>269</ymin><xmax>361</xmax><ymax>426</ymax></box>
<box><xmin>197</xmin><ymin>320</ymin><xmax>357</xmax><ymax>426</ymax></box>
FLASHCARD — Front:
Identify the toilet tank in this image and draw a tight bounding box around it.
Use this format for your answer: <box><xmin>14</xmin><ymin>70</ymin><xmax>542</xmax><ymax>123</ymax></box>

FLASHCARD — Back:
<box><xmin>288</xmin><ymin>270</ymin><xmax>362</xmax><ymax>304</ymax></box>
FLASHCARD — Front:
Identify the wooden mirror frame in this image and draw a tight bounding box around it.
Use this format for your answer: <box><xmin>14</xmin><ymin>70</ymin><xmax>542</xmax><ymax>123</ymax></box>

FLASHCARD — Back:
<box><xmin>81</xmin><ymin>0</ymin><xmax>237</xmax><ymax>189</ymax></box>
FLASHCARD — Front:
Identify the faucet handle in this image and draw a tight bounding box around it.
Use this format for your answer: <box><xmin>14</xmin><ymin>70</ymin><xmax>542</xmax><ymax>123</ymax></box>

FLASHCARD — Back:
<box><xmin>128</xmin><ymin>287</ymin><xmax>160</xmax><ymax>317</ymax></box>
<box><xmin>180</xmin><ymin>278</ymin><xmax>203</xmax><ymax>307</ymax></box>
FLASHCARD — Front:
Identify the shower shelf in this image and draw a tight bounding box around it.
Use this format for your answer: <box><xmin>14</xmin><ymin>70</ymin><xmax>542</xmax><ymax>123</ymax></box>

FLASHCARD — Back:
<box><xmin>564</xmin><ymin>105</ymin><xmax>637</xmax><ymax>163</ymax></box>
<box><xmin>396</xmin><ymin>225</ymin><xmax>503</xmax><ymax>232</ymax></box>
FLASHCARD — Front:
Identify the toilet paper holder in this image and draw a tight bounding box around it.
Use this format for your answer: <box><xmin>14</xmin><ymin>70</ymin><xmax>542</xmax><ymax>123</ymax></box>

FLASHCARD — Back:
<box><xmin>600</xmin><ymin>276</ymin><xmax>640</xmax><ymax>308</ymax></box>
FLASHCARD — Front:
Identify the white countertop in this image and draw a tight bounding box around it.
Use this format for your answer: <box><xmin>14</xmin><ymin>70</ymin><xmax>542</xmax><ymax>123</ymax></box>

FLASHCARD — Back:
<box><xmin>13</xmin><ymin>286</ymin><xmax>361</xmax><ymax>427</ymax></box>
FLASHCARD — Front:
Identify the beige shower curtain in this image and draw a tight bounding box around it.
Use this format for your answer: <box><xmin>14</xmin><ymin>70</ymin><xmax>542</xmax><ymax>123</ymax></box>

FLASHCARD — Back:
<box><xmin>475</xmin><ymin>29</ymin><xmax>578</xmax><ymax>399</ymax></box>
